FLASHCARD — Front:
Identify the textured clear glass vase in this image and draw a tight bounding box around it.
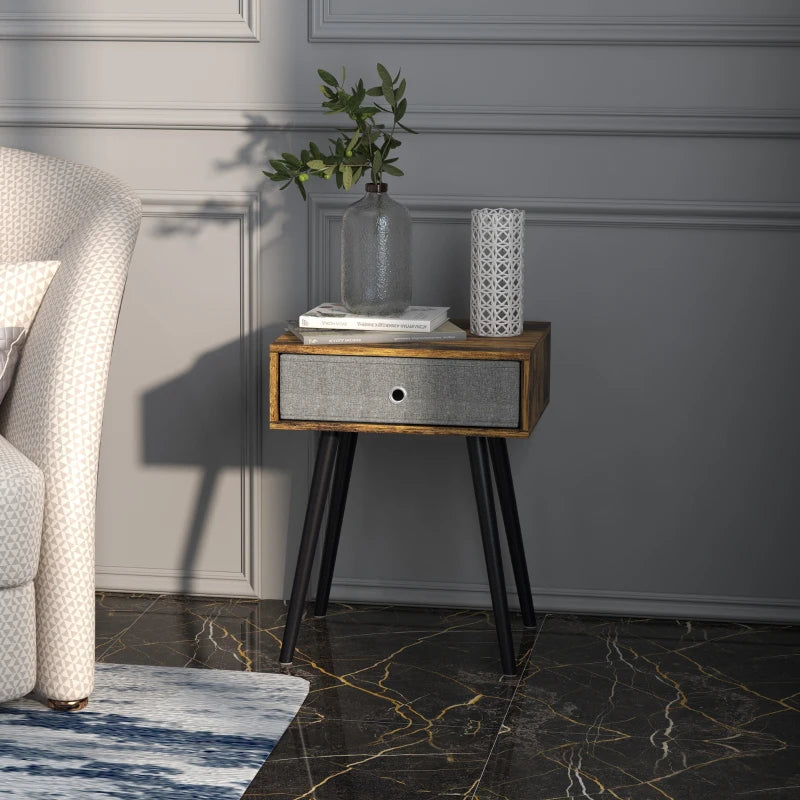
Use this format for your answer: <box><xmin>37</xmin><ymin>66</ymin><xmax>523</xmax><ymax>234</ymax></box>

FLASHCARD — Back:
<box><xmin>341</xmin><ymin>183</ymin><xmax>412</xmax><ymax>315</ymax></box>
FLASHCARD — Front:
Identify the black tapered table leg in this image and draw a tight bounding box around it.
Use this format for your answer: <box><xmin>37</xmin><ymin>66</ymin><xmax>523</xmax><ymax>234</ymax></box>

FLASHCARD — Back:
<box><xmin>279</xmin><ymin>431</ymin><xmax>339</xmax><ymax>665</ymax></box>
<box><xmin>488</xmin><ymin>438</ymin><xmax>537</xmax><ymax>629</ymax></box>
<box><xmin>466</xmin><ymin>436</ymin><xmax>516</xmax><ymax>676</ymax></box>
<box><xmin>314</xmin><ymin>432</ymin><xmax>358</xmax><ymax>617</ymax></box>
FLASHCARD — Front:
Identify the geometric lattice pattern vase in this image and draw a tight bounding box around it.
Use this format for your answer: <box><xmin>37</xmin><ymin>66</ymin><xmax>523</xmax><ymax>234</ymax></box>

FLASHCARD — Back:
<box><xmin>470</xmin><ymin>207</ymin><xmax>525</xmax><ymax>337</ymax></box>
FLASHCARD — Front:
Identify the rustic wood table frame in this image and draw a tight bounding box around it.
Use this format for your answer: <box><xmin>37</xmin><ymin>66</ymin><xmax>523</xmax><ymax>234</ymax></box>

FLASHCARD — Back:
<box><xmin>269</xmin><ymin>322</ymin><xmax>551</xmax><ymax>675</ymax></box>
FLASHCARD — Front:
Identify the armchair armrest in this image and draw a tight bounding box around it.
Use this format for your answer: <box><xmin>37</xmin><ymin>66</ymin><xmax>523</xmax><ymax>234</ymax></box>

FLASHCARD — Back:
<box><xmin>0</xmin><ymin>172</ymin><xmax>140</xmax><ymax>703</ymax></box>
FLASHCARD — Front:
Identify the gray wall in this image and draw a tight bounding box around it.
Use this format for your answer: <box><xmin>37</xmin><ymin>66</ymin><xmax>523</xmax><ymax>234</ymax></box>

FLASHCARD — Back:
<box><xmin>1</xmin><ymin>1</ymin><xmax>798</xmax><ymax>620</ymax></box>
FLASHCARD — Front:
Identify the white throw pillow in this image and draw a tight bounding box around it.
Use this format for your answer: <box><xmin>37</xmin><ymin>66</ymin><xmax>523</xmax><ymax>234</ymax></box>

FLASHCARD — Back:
<box><xmin>0</xmin><ymin>261</ymin><xmax>59</xmax><ymax>404</ymax></box>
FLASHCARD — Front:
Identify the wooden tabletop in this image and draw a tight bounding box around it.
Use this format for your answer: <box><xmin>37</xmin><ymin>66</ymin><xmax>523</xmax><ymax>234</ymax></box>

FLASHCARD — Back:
<box><xmin>269</xmin><ymin>321</ymin><xmax>551</xmax><ymax>438</ymax></box>
<box><xmin>269</xmin><ymin>320</ymin><xmax>550</xmax><ymax>361</ymax></box>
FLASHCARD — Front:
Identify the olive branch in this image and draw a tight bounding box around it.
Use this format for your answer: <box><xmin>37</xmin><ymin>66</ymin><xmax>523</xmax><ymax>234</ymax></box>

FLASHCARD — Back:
<box><xmin>262</xmin><ymin>63</ymin><xmax>417</xmax><ymax>200</ymax></box>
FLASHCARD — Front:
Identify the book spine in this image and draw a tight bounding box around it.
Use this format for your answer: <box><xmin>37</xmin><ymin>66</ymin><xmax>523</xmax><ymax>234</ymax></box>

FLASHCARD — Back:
<box><xmin>298</xmin><ymin>315</ymin><xmax>433</xmax><ymax>332</ymax></box>
<box><xmin>298</xmin><ymin>329</ymin><xmax>465</xmax><ymax>345</ymax></box>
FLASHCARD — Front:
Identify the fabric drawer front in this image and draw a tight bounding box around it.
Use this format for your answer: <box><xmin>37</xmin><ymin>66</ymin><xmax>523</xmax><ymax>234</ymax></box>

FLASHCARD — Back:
<box><xmin>279</xmin><ymin>354</ymin><xmax>520</xmax><ymax>428</ymax></box>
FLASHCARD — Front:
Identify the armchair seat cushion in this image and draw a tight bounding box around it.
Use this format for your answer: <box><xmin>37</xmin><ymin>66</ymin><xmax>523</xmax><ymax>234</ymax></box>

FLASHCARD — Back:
<box><xmin>0</xmin><ymin>433</ymin><xmax>44</xmax><ymax>588</ymax></box>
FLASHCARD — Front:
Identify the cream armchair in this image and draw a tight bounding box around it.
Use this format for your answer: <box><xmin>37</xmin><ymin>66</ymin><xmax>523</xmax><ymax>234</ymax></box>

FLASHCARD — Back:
<box><xmin>0</xmin><ymin>146</ymin><xmax>140</xmax><ymax>708</ymax></box>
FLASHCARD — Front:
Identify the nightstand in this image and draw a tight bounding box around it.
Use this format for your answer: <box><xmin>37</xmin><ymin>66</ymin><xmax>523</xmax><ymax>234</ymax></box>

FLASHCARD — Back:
<box><xmin>269</xmin><ymin>321</ymin><xmax>551</xmax><ymax>674</ymax></box>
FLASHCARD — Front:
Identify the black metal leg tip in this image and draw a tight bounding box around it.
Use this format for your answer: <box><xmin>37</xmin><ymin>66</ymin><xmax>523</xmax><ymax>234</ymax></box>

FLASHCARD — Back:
<box><xmin>279</xmin><ymin>659</ymin><xmax>293</xmax><ymax>666</ymax></box>
<box><xmin>523</xmin><ymin>621</ymin><xmax>538</xmax><ymax>630</ymax></box>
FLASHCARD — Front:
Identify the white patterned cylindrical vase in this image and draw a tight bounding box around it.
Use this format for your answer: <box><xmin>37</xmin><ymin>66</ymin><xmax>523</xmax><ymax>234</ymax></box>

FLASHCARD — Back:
<box><xmin>470</xmin><ymin>208</ymin><xmax>525</xmax><ymax>337</ymax></box>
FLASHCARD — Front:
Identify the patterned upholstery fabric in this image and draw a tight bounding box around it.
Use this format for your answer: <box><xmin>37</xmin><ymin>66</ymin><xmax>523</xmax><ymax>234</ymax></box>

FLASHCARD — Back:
<box><xmin>0</xmin><ymin>147</ymin><xmax>141</xmax><ymax>703</ymax></box>
<box><xmin>0</xmin><ymin>434</ymin><xmax>44</xmax><ymax>589</ymax></box>
<box><xmin>0</xmin><ymin>326</ymin><xmax>25</xmax><ymax>403</ymax></box>
<box><xmin>0</xmin><ymin>435</ymin><xmax>43</xmax><ymax>702</ymax></box>
<box><xmin>0</xmin><ymin>260</ymin><xmax>60</xmax><ymax>404</ymax></box>
<box><xmin>0</xmin><ymin>583</ymin><xmax>36</xmax><ymax>701</ymax></box>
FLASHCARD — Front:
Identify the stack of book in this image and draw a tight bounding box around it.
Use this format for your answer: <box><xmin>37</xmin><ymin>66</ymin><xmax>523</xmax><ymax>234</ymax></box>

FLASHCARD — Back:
<box><xmin>287</xmin><ymin>303</ymin><xmax>466</xmax><ymax>345</ymax></box>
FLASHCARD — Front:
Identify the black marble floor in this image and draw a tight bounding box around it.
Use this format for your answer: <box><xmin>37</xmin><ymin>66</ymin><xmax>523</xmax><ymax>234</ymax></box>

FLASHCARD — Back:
<box><xmin>95</xmin><ymin>595</ymin><xmax>800</xmax><ymax>799</ymax></box>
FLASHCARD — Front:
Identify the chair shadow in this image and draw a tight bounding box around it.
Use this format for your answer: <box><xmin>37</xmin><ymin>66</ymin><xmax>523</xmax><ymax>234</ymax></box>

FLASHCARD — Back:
<box><xmin>141</xmin><ymin>326</ymin><xmax>294</xmax><ymax>597</ymax></box>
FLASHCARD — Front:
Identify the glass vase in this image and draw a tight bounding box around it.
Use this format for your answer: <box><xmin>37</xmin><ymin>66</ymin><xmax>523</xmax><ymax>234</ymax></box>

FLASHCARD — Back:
<box><xmin>341</xmin><ymin>183</ymin><xmax>412</xmax><ymax>315</ymax></box>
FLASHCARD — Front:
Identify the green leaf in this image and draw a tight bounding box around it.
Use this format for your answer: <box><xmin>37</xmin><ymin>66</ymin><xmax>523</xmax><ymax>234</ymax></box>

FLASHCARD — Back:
<box><xmin>352</xmin><ymin>80</ymin><xmax>366</xmax><ymax>107</ymax></box>
<box><xmin>306</xmin><ymin>159</ymin><xmax>326</xmax><ymax>171</ymax></box>
<box><xmin>310</xmin><ymin>141</ymin><xmax>322</xmax><ymax>159</ymax></box>
<box><xmin>395</xmin><ymin>78</ymin><xmax>406</xmax><ymax>103</ymax></box>
<box><xmin>342</xmin><ymin>165</ymin><xmax>353</xmax><ymax>190</ymax></box>
<box><xmin>365</xmin><ymin>86</ymin><xmax>383</xmax><ymax>96</ymax></box>
<box><xmin>347</xmin><ymin>131</ymin><xmax>361</xmax><ymax>151</ymax></box>
<box><xmin>373</xmin><ymin>150</ymin><xmax>383</xmax><ymax>172</ymax></box>
<box><xmin>295</xmin><ymin>177</ymin><xmax>307</xmax><ymax>200</ymax></box>
<box><xmin>282</xmin><ymin>152</ymin><xmax>301</xmax><ymax>168</ymax></box>
<box><xmin>353</xmin><ymin>166</ymin><xmax>363</xmax><ymax>183</ymax></box>
<box><xmin>318</xmin><ymin>68</ymin><xmax>338</xmax><ymax>87</ymax></box>
<box><xmin>395</xmin><ymin>98</ymin><xmax>407</xmax><ymax>121</ymax></box>
<box><xmin>376</xmin><ymin>63</ymin><xmax>395</xmax><ymax>104</ymax></box>
<box><xmin>376</xmin><ymin>63</ymin><xmax>392</xmax><ymax>85</ymax></box>
<box><xmin>356</xmin><ymin>105</ymin><xmax>379</xmax><ymax>117</ymax></box>
<box><xmin>382</xmin><ymin>163</ymin><xmax>404</xmax><ymax>176</ymax></box>
<box><xmin>397</xmin><ymin>121</ymin><xmax>418</xmax><ymax>134</ymax></box>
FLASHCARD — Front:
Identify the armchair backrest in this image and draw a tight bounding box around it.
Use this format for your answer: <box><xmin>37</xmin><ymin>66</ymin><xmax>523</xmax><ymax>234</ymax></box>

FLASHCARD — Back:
<box><xmin>0</xmin><ymin>146</ymin><xmax>141</xmax><ymax>703</ymax></box>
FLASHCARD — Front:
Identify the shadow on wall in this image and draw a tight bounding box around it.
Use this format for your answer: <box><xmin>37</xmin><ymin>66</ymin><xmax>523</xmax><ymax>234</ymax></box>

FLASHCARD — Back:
<box><xmin>147</xmin><ymin>114</ymin><xmax>321</xmax><ymax>238</ymax></box>
<box><xmin>136</xmin><ymin>114</ymin><xmax>304</xmax><ymax>602</ymax></box>
<box><xmin>132</xmin><ymin>112</ymin><xmax>348</xmax><ymax>607</ymax></box>
<box><xmin>140</xmin><ymin>326</ymin><xmax>294</xmax><ymax>600</ymax></box>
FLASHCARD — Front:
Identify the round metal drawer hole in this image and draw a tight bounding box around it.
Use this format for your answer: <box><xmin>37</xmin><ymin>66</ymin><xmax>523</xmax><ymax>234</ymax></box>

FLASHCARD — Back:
<box><xmin>389</xmin><ymin>386</ymin><xmax>407</xmax><ymax>404</ymax></box>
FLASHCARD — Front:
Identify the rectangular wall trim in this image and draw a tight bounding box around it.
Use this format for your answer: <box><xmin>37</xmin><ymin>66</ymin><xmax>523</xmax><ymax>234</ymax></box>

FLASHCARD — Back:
<box><xmin>1</xmin><ymin>102</ymin><xmax>797</xmax><ymax>139</ymax></box>
<box><xmin>0</xmin><ymin>0</ymin><xmax>259</xmax><ymax>41</ymax></box>
<box><xmin>330</xmin><ymin>578</ymin><xmax>800</xmax><ymax>623</ymax></box>
<box><xmin>95</xmin><ymin>190</ymin><xmax>263</xmax><ymax>598</ymax></box>
<box><xmin>309</xmin><ymin>0</ymin><xmax>800</xmax><ymax>46</ymax></box>
<box><xmin>95</xmin><ymin>565</ymin><xmax>259</xmax><ymax>598</ymax></box>
<box><xmin>308</xmin><ymin>193</ymin><xmax>800</xmax><ymax>308</ymax></box>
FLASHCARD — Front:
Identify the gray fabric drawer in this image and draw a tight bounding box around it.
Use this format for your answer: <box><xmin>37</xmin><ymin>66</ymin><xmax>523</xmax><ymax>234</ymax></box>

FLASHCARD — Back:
<box><xmin>279</xmin><ymin>354</ymin><xmax>520</xmax><ymax>428</ymax></box>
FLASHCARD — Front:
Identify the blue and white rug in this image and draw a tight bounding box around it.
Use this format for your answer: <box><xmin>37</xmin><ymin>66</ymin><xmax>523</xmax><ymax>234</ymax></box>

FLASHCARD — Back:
<box><xmin>0</xmin><ymin>663</ymin><xmax>309</xmax><ymax>799</ymax></box>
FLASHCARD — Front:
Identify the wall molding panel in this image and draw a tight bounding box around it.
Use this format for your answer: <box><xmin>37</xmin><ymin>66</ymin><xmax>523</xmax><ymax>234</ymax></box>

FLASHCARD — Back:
<box><xmin>309</xmin><ymin>0</ymin><xmax>800</xmax><ymax>46</ymax></box>
<box><xmin>96</xmin><ymin>191</ymin><xmax>263</xmax><ymax>598</ymax></box>
<box><xmin>329</xmin><ymin>578</ymin><xmax>800</xmax><ymax>623</ymax></box>
<box><xmin>0</xmin><ymin>0</ymin><xmax>259</xmax><ymax>41</ymax></box>
<box><xmin>309</xmin><ymin>192</ymin><xmax>800</xmax><ymax>305</ymax></box>
<box><xmin>1</xmin><ymin>101</ymin><xmax>797</xmax><ymax>139</ymax></box>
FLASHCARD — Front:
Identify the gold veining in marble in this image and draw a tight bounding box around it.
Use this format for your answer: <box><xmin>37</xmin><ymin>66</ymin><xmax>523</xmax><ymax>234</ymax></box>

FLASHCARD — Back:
<box><xmin>95</xmin><ymin>595</ymin><xmax>799</xmax><ymax>799</ymax></box>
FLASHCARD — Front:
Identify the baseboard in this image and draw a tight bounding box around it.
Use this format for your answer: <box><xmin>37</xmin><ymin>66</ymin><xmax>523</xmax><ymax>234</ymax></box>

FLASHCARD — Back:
<box><xmin>95</xmin><ymin>567</ymin><xmax>258</xmax><ymax>599</ymax></box>
<box><xmin>329</xmin><ymin>578</ymin><xmax>800</xmax><ymax>623</ymax></box>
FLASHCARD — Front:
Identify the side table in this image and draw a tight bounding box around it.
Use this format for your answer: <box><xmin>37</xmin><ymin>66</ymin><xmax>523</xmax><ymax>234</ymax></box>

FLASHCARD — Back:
<box><xmin>269</xmin><ymin>321</ymin><xmax>551</xmax><ymax>674</ymax></box>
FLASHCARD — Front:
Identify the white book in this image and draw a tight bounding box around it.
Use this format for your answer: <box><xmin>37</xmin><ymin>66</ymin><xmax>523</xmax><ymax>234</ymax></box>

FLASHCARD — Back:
<box><xmin>286</xmin><ymin>319</ymin><xmax>467</xmax><ymax>345</ymax></box>
<box><xmin>298</xmin><ymin>303</ymin><xmax>449</xmax><ymax>333</ymax></box>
